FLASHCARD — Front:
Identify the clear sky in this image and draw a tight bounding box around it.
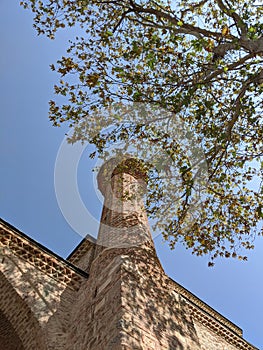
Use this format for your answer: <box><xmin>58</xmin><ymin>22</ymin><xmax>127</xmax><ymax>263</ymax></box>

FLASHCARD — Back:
<box><xmin>1</xmin><ymin>2</ymin><xmax>263</xmax><ymax>349</ymax></box>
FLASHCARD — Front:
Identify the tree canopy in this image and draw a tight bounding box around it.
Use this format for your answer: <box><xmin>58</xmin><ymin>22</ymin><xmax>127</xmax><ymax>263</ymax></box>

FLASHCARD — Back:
<box><xmin>22</xmin><ymin>0</ymin><xmax>263</xmax><ymax>264</ymax></box>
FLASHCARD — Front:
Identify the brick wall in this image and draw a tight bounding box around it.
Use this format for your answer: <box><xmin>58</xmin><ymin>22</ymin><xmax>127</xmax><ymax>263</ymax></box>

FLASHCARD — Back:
<box><xmin>0</xmin><ymin>157</ymin><xmax>258</xmax><ymax>350</ymax></box>
<box><xmin>0</xmin><ymin>222</ymin><xmax>85</xmax><ymax>350</ymax></box>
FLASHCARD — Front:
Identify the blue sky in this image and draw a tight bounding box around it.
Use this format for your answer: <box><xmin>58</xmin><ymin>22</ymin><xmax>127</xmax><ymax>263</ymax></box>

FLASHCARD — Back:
<box><xmin>1</xmin><ymin>2</ymin><xmax>263</xmax><ymax>349</ymax></box>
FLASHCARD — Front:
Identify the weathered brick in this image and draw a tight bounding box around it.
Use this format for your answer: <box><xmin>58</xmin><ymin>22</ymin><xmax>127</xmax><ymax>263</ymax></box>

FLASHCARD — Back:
<box><xmin>0</xmin><ymin>158</ymin><xmax>258</xmax><ymax>350</ymax></box>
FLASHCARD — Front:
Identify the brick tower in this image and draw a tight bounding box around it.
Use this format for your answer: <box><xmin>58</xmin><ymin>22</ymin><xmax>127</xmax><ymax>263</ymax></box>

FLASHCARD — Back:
<box><xmin>0</xmin><ymin>157</ymin><xmax>259</xmax><ymax>349</ymax></box>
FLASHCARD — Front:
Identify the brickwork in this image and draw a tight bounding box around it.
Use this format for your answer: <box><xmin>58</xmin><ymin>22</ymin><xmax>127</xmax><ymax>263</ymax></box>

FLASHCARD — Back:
<box><xmin>0</xmin><ymin>310</ymin><xmax>24</xmax><ymax>350</ymax></box>
<box><xmin>119</xmin><ymin>248</ymin><xmax>254</xmax><ymax>350</ymax></box>
<box><xmin>64</xmin><ymin>252</ymin><xmax>124</xmax><ymax>350</ymax></box>
<box><xmin>0</xmin><ymin>221</ymin><xmax>87</xmax><ymax>291</ymax></box>
<box><xmin>0</xmin><ymin>221</ymin><xmax>86</xmax><ymax>350</ymax></box>
<box><xmin>193</xmin><ymin>321</ymin><xmax>241</xmax><ymax>350</ymax></box>
<box><xmin>0</xmin><ymin>270</ymin><xmax>47</xmax><ymax>350</ymax></box>
<box><xmin>67</xmin><ymin>235</ymin><xmax>96</xmax><ymax>273</ymax></box>
<box><xmin>96</xmin><ymin>158</ymin><xmax>153</xmax><ymax>252</ymax></box>
<box><xmin>0</xmin><ymin>157</ymin><xmax>258</xmax><ymax>350</ymax></box>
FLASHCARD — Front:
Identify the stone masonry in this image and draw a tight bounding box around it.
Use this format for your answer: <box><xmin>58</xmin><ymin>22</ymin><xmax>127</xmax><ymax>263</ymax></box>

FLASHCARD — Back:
<box><xmin>0</xmin><ymin>157</ymin><xmax>259</xmax><ymax>349</ymax></box>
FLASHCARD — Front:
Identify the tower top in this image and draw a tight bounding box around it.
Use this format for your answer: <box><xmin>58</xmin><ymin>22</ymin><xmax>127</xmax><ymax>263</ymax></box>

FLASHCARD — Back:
<box><xmin>96</xmin><ymin>156</ymin><xmax>152</xmax><ymax>250</ymax></box>
<box><xmin>97</xmin><ymin>156</ymin><xmax>148</xmax><ymax>197</ymax></box>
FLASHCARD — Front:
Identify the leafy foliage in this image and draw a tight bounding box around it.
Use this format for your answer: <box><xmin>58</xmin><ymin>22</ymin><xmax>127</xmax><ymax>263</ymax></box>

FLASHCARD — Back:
<box><xmin>21</xmin><ymin>0</ymin><xmax>263</xmax><ymax>263</ymax></box>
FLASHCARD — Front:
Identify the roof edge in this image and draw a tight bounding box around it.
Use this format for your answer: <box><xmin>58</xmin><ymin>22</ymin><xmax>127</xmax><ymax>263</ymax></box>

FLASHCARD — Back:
<box><xmin>0</xmin><ymin>218</ymin><xmax>88</xmax><ymax>290</ymax></box>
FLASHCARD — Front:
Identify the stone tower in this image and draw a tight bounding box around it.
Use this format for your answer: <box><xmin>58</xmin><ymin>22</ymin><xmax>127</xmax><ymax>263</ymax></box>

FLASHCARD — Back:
<box><xmin>0</xmin><ymin>157</ymin><xmax>259</xmax><ymax>349</ymax></box>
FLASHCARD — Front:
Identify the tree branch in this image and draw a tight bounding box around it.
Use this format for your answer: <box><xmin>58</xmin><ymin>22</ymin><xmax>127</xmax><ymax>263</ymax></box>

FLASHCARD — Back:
<box><xmin>226</xmin><ymin>68</ymin><xmax>263</xmax><ymax>140</ymax></box>
<box><xmin>215</xmin><ymin>0</ymin><xmax>248</xmax><ymax>37</ymax></box>
<box><xmin>128</xmin><ymin>0</ymin><xmax>224</xmax><ymax>40</ymax></box>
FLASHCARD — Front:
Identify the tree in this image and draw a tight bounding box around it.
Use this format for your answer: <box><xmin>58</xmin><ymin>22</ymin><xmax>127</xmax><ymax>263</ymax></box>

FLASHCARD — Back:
<box><xmin>21</xmin><ymin>0</ymin><xmax>263</xmax><ymax>264</ymax></box>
